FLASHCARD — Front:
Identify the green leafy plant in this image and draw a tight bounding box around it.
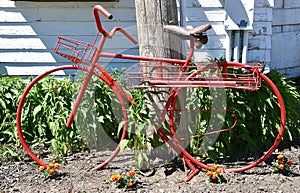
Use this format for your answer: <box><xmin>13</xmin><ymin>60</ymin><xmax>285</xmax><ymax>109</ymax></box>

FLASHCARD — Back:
<box><xmin>0</xmin><ymin>75</ymin><xmax>26</xmax><ymax>160</ymax></box>
<box><xmin>187</xmin><ymin>69</ymin><xmax>300</xmax><ymax>161</ymax></box>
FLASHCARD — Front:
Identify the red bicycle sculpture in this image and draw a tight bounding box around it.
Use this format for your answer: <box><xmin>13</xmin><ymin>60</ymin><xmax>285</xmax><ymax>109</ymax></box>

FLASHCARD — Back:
<box><xmin>16</xmin><ymin>5</ymin><xmax>285</xmax><ymax>182</ymax></box>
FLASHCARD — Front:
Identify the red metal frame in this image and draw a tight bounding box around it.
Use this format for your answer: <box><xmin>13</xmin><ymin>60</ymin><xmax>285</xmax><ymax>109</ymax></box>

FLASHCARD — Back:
<box><xmin>16</xmin><ymin>4</ymin><xmax>286</xmax><ymax>182</ymax></box>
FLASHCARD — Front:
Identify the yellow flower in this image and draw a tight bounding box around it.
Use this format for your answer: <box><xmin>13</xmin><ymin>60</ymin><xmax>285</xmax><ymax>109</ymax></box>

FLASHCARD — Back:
<box><xmin>39</xmin><ymin>165</ymin><xmax>46</xmax><ymax>172</ymax></box>
<box><xmin>129</xmin><ymin>170</ymin><xmax>135</xmax><ymax>177</ymax></box>
<box><xmin>212</xmin><ymin>164</ymin><xmax>218</xmax><ymax>170</ymax></box>
<box><xmin>115</xmin><ymin>174</ymin><xmax>122</xmax><ymax>181</ymax></box>
<box><xmin>54</xmin><ymin>163</ymin><xmax>60</xmax><ymax>169</ymax></box>
<box><xmin>48</xmin><ymin>163</ymin><xmax>55</xmax><ymax>169</ymax></box>
<box><xmin>277</xmin><ymin>154</ymin><xmax>284</xmax><ymax>160</ymax></box>
<box><xmin>206</xmin><ymin>171</ymin><xmax>212</xmax><ymax>177</ymax></box>
<box><xmin>111</xmin><ymin>175</ymin><xmax>117</xmax><ymax>181</ymax></box>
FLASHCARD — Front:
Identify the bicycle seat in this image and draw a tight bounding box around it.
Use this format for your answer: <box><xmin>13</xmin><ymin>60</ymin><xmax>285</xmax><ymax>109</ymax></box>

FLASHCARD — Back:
<box><xmin>164</xmin><ymin>24</ymin><xmax>212</xmax><ymax>48</ymax></box>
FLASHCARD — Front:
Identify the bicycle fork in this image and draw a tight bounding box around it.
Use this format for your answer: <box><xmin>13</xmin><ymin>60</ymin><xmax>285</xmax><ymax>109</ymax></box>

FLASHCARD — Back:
<box><xmin>66</xmin><ymin>35</ymin><xmax>107</xmax><ymax>127</ymax></box>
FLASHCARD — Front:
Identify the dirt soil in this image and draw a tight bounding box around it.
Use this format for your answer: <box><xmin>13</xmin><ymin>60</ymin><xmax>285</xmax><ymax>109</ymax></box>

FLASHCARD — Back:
<box><xmin>1</xmin><ymin>145</ymin><xmax>300</xmax><ymax>193</ymax></box>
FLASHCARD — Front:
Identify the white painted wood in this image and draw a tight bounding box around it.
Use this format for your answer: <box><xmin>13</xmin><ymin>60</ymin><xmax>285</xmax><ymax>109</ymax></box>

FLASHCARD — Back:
<box><xmin>0</xmin><ymin>11</ymin><xmax>26</xmax><ymax>22</ymax></box>
<box><xmin>273</xmin><ymin>8</ymin><xmax>300</xmax><ymax>26</ymax></box>
<box><xmin>274</xmin><ymin>0</ymin><xmax>284</xmax><ymax>8</ymax></box>
<box><xmin>186</xmin><ymin>22</ymin><xmax>226</xmax><ymax>35</ymax></box>
<box><xmin>248</xmin><ymin>49</ymin><xmax>271</xmax><ymax>62</ymax></box>
<box><xmin>0</xmin><ymin>0</ymin><xmax>299</xmax><ymax>77</ymax></box>
<box><xmin>19</xmin><ymin>21</ymin><xmax>137</xmax><ymax>36</ymax></box>
<box><xmin>185</xmin><ymin>8</ymin><xmax>226</xmax><ymax>22</ymax></box>
<box><xmin>254</xmin><ymin>7</ymin><xmax>272</xmax><ymax>22</ymax></box>
<box><xmin>0</xmin><ymin>25</ymin><xmax>36</xmax><ymax>35</ymax></box>
<box><xmin>185</xmin><ymin>0</ymin><xmax>225</xmax><ymax>8</ymax></box>
<box><xmin>0</xmin><ymin>52</ymin><xmax>56</xmax><ymax>63</ymax></box>
<box><xmin>283</xmin><ymin>0</ymin><xmax>300</xmax><ymax>8</ymax></box>
<box><xmin>193</xmin><ymin>50</ymin><xmax>226</xmax><ymax>62</ymax></box>
<box><xmin>248</xmin><ymin>35</ymin><xmax>272</xmax><ymax>49</ymax></box>
<box><xmin>255</xmin><ymin>0</ymin><xmax>274</xmax><ymax>8</ymax></box>
<box><xmin>0</xmin><ymin>38</ymin><xmax>47</xmax><ymax>49</ymax></box>
<box><xmin>283</xmin><ymin>25</ymin><xmax>300</xmax><ymax>33</ymax></box>
<box><xmin>5</xmin><ymin>66</ymin><xmax>66</xmax><ymax>76</ymax></box>
<box><xmin>271</xmin><ymin>31</ymin><xmax>300</xmax><ymax>77</ymax></box>
<box><xmin>251</xmin><ymin>22</ymin><xmax>272</xmax><ymax>35</ymax></box>
<box><xmin>277</xmin><ymin>66</ymin><xmax>300</xmax><ymax>78</ymax></box>
<box><xmin>0</xmin><ymin>0</ymin><xmax>15</xmax><ymax>8</ymax></box>
<box><xmin>13</xmin><ymin>7</ymin><xmax>136</xmax><ymax>22</ymax></box>
<box><xmin>14</xmin><ymin>1</ymin><xmax>134</xmax><ymax>9</ymax></box>
<box><xmin>224</xmin><ymin>0</ymin><xmax>255</xmax><ymax>30</ymax></box>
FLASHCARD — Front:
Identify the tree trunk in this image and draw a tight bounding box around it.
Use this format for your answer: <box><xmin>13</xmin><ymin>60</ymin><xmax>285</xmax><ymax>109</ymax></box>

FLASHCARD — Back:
<box><xmin>135</xmin><ymin>0</ymin><xmax>181</xmax><ymax>59</ymax></box>
<box><xmin>134</xmin><ymin>0</ymin><xmax>182</xmax><ymax>168</ymax></box>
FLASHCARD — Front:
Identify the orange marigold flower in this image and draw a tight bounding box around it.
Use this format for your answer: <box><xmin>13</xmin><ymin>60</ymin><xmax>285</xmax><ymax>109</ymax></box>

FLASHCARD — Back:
<box><xmin>277</xmin><ymin>154</ymin><xmax>284</xmax><ymax>160</ymax></box>
<box><xmin>215</xmin><ymin>168</ymin><xmax>222</xmax><ymax>175</ymax></box>
<box><xmin>127</xmin><ymin>181</ymin><xmax>133</xmax><ymax>187</ymax></box>
<box><xmin>48</xmin><ymin>163</ymin><xmax>55</xmax><ymax>169</ymax></box>
<box><xmin>206</xmin><ymin>171</ymin><xmax>212</xmax><ymax>177</ymax></box>
<box><xmin>278</xmin><ymin>163</ymin><xmax>285</xmax><ymax>170</ymax></box>
<box><xmin>115</xmin><ymin>174</ymin><xmax>122</xmax><ymax>181</ymax></box>
<box><xmin>129</xmin><ymin>170</ymin><xmax>135</xmax><ymax>177</ymax></box>
<box><xmin>111</xmin><ymin>175</ymin><xmax>117</xmax><ymax>181</ymax></box>
<box><xmin>278</xmin><ymin>161</ymin><xmax>285</xmax><ymax>165</ymax></box>
<box><xmin>39</xmin><ymin>165</ymin><xmax>46</xmax><ymax>172</ymax></box>
<box><xmin>212</xmin><ymin>164</ymin><xmax>218</xmax><ymax>170</ymax></box>
<box><xmin>286</xmin><ymin>160</ymin><xmax>293</xmax><ymax>166</ymax></box>
<box><xmin>54</xmin><ymin>163</ymin><xmax>60</xmax><ymax>169</ymax></box>
<box><xmin>48</xmin><ymin>168</ymin><xmax>56</xmax><ymax>175</ymax></box>
<box><xmin>211</xmin><ymin>174</ymin><xmax>217</xmax><ymax>180</ymax></box>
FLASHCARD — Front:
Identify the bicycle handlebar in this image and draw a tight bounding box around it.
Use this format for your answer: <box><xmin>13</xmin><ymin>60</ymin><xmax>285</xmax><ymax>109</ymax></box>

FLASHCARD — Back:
<box><xmin>93</xmin><ymin>5</ymin><xmax>138</xmax><ymax>44</ymax></box>
<box><xmin>93</xmin><ymin>5</ymin><xmax>113</xmax><ymax>35</ymax></box>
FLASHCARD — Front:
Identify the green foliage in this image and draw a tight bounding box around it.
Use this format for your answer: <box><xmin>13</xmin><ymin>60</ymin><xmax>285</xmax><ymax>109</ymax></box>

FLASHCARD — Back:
<box><xmin>0</xmin><ymin>75</ymin><xmax>85</xmax><ymax>161</ymax></box>
<box><xmin>0</xmin><ymin>67</ymin><xmax>299</xmax><ymax>164</ymax></box>
<box><xmin>0</xmin><ymin>75</ymin><xmax>26</xmax><ymax>160</ymax></box>
<box><xmin>188</xmin><ymin>70</ymin><xmax>300</xmax><ymax>160</ymax></box>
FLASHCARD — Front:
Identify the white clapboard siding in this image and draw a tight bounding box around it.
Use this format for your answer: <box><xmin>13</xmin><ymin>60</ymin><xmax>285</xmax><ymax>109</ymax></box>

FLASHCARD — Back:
<box><xmin>13</xmin><ymin>7</ymin><xmax>136</xmax><ymax>22</ymax></box>
<box><xmin>185</xmin><ymin>0</ymin><xmax>225</xmax><ymax>8</ymax></box>
<box><xmin>0</xmin><ymin>0</ymin><xmax>139</xmax><ymax>76</ymax></box>
<box><xmin>273</xmin><ymin>8</ymin><xmax>300</xmax><ymax>26</ymax></box>
<box><xmin>5</xmin><ymin>66</ymin><xmax>66</xmax><ymax>76</ymax></box>
<box><xmin>0</xmin><ymin>25</ymin><xmax>37</xmax><ymax>35</ymax></box>
<box><xmin>185</xmin><ymin>0</ymin><xmax>226</xmax><ymax>62</ymax></box>
<box><xmin>0</xmin><ymin>10</ymin><xmax>26</xmax><ymax>22</ymax></box>
<box><xmin>271</xmin><ymin>0</ymin><xmax>300</xmax><ymax>77</ymax></box>
<box><xmin>0</xmin><ymin>38</ymin><xmax>47</xmax><ymax>49</ymax></box>
<box><xmin>0</xmin><ymin>52</ymin><xmax>56</xmax><ymax>63</ymax></box>
<box><xmin>1</xmin><ymin>0</ymin><xmax>299</xmax><ymax>77</ymax></box>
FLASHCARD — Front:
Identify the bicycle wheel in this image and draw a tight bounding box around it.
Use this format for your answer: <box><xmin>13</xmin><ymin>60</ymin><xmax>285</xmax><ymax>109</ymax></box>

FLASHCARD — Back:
<box><xmin>168</xmin><ymin>62</ymin><xmax>286</xmax><ymax>172</ymax></box>
<box><xmin>16</xmin><ymin>65</ymin><xmax>130</xmax><ymax>170</ymax></box>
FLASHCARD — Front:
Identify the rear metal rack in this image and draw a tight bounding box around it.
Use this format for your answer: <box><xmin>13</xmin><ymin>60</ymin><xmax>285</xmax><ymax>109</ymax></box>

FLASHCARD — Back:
<box><xmin>125</xmin><ymin>62</ymin><xmax>262</xmax><ymax>91</ymax></box>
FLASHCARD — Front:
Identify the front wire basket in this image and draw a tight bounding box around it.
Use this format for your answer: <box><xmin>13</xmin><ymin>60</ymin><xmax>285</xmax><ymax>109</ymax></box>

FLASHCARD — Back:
<box><xmin>54</xmin><ymin>36</ymin><xmax>97</xmax><ymax>65</ymax></box>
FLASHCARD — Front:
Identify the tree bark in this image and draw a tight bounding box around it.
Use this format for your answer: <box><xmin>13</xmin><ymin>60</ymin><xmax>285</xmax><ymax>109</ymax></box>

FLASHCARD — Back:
<box><xmin>135</xmin><ymin>0</ymin><xmax>181</xmax><ymax>59</ymax></box>
<box><xmin>134</xmin><ymin>0</ymin><xmax>182</xmax><ymax>167</ymax></box>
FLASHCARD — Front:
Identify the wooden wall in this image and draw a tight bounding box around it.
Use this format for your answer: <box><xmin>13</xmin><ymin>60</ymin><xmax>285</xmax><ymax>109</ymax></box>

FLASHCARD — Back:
<box><xmin>0</xmin><ymin>0</ymin><xmax>299</xmax><ymax>77</ymax></box>
<box><xmin>271</xmin><ymin>0</ymin><xmax>300</xmax><ymax>77</ymax></box>
<box><xmin>0</xmin><ymin>0</ymin><xmax>138</xmax><ymax>76</ymax></box>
